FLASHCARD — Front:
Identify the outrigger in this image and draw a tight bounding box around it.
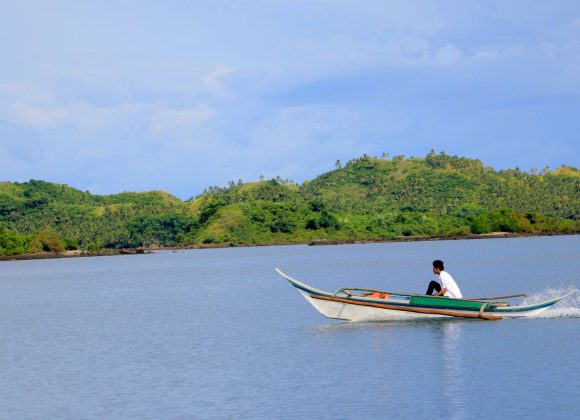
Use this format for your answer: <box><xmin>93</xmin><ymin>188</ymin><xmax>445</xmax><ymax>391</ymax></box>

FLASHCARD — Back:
<box><xmin>276</xmin><ymin>268</ymin><xmax>575</xmax><ymax>321</ymax></box>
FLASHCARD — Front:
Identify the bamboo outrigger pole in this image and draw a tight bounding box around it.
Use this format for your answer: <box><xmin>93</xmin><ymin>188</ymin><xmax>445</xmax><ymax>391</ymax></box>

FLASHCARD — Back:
<box><xmin>465</xmin><ymin>293</ymin><xmax>527</xmax><ymax>300</ymax></box>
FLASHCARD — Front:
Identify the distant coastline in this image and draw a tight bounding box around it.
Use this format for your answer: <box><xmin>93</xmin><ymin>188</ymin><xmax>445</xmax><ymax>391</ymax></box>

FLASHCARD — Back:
<box><xmin>2</xmin><ymin>231</ymin><xmax>577</xmax><ymax>262</ymax></box>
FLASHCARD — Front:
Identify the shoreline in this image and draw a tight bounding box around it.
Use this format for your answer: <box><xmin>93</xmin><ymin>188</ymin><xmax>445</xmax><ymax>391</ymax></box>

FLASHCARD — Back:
<box><xmin>1</xmin><ymin>231</ymin><xmax>578</xmax><ymax>262</ymax></box>
<box><xmin>305</xmin><ymin>230</ymin><xmax>579</xmax><ymax>246</ymax></box>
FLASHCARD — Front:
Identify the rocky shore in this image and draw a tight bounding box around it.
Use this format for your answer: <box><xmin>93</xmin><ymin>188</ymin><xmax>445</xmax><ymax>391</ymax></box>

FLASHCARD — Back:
<box><xmin>307</xmin><ymin>231</ymin><xmax>572</xmax><ymax>246</ymax></box>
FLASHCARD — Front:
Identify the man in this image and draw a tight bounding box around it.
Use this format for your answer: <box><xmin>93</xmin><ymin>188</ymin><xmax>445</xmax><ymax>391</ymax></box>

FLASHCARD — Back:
<box><xmin>426</xmin><ymin>260</ymin><xmax>463</xmax><ymax>299</ymax></box>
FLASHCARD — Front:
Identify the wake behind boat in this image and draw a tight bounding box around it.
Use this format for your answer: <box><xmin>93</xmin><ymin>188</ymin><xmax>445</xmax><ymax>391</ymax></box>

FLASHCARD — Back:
<box><xmin>275</xmin><ymin>268</ymin><xmax>575</xmax><ymax>321</ymax></box>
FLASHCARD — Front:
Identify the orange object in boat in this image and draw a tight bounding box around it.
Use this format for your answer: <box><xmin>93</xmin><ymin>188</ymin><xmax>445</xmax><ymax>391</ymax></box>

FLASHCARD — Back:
<box><xmin>370</xmin><ymin>292</ymin><xmax>390</xmax><ymax>299</ymax></box>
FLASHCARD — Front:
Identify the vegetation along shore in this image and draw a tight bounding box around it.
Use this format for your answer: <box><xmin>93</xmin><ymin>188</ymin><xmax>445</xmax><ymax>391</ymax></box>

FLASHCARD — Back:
<box><xmin>1</xmin><ymin>151</ymin><xmax>579</xmax><ymax>259</ymax></box>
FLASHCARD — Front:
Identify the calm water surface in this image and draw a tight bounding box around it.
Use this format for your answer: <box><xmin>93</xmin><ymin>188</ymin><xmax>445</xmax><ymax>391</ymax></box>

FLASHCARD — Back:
<box><xmin>1</xmin><ymin>236</ymin><xmax>579</xmax><ymax>419</ymax></box>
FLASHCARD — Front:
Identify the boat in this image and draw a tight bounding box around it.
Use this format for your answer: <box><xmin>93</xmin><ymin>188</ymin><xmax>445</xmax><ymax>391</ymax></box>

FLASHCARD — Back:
<box><xmin>275</xmin><ymin>268</ymin><xmax>575</xmax><ymax>321</ymax></box>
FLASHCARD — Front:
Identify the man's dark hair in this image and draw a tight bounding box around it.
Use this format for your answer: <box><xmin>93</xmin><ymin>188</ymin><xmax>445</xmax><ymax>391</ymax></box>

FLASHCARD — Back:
<box><xmin>433</xmin><ymin>260</ymin><xmax>444</xmax><ymax>270</ymax></box>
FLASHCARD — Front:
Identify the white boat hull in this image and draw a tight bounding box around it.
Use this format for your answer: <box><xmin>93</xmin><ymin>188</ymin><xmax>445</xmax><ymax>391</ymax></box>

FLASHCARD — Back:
<box><xmin>299</xmin><ymin>290</ymin><xmax>447</xmax><ymax>321</ymax></box>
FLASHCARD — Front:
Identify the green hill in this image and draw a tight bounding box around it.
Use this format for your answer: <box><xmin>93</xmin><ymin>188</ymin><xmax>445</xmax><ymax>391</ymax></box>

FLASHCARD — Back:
<box><xmin>1</xmin><ymin>152</ymin><xmax>579</xmax><ymax>255</ymax></box>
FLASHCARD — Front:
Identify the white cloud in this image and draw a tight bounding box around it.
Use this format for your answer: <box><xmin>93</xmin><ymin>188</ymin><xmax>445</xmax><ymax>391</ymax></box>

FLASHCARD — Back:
<box><xmin>0</xmin><ymin>83</ymin><xmax>56</xmax><ymax>104</ymax></box>
<box><xmin>202</xmin><ymin>65</ymin><xmax>239</xmax><ymax>93</ymax></box>
<box><xmin>6</xmin><ymin>102</ymin><xmax>67</xmax><ymax>128</ymax></box>
<box><xmin>149</xmin><ymin>104</ymin><xmax>218</xmax><ymax>134</ymax></box>
<box><xmin>430</xmin><ymin>44</ymin><xmax>463</xmax><ymax>65</ymax></box>
<box><xmin>64</xmin><ymin>103</ymin><xmax>143</xmax><ymax>131</ymax></box>
<box><xmin>2</xmin><ymin>99</ymin><xmax>144</xmax><ymax>132</ymax></box>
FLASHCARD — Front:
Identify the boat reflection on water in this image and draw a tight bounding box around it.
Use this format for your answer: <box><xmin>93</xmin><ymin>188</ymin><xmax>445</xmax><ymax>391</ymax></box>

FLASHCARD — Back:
<box><xmin>439</xmin><ymin>321</ymin><xmax>466</xmax><ymax>420</ymax></box>
<box><xmin>309</xmin><ymin>317</ymin><xmax>469</xmax><ymax>332</ymax></box>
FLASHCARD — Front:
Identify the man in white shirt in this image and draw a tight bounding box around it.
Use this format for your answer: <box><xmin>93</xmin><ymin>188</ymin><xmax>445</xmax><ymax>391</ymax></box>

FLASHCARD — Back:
<box><xmin>426</xmin><ymin>260</ymin><xmax>463</xmax><ymax>299</ymax></box>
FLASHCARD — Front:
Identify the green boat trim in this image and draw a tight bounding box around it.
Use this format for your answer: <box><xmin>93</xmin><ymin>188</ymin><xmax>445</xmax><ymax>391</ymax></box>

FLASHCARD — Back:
<box><xmin>408</xmin><ymin>295</ymin><xmax>486</xmax><ymax>309</ymax></box>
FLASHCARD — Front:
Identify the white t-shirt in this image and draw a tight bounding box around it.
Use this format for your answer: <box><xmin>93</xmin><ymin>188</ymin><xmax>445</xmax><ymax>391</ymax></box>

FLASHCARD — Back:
<box><xmin>439</xmin><ymin>271</ymin><xmax>463</xmax><ymax>299</ymax></box>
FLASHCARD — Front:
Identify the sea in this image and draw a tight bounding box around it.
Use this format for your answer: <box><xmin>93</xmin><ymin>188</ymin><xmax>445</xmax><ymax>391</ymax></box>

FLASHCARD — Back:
<box><xmin>0</xmin><ymin>235</ymin><xmax>579</xmax><ymax>419</ymax></box>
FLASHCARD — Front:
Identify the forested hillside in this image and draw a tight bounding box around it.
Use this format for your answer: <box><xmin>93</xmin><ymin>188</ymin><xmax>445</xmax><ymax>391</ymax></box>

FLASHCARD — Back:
<box><xmin>1</xmin><ymin>152</ymin><xmax>579</xmax><ymax>255</ymax></box>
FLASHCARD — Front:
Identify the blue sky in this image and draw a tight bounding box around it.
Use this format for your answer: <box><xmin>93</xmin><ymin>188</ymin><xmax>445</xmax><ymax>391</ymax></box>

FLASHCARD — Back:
<box><xmin>1</xmin><ymin>0</ymin><xmax>579</xmax><ymax>199</ymax></box>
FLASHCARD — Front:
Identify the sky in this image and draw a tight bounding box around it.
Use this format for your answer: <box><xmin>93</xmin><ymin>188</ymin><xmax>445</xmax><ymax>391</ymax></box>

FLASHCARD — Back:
<box><xmin>1</xmin><ymin>0</ymin><xmax>579</xmax><ymax>199</ymax></box>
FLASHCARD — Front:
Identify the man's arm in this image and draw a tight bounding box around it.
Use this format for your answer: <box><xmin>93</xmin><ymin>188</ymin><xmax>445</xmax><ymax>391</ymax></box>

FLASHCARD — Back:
<box><xmin>435</xmin><ymin>288</ymin><xmax>447</xmax><ymax>297</ymax></box>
